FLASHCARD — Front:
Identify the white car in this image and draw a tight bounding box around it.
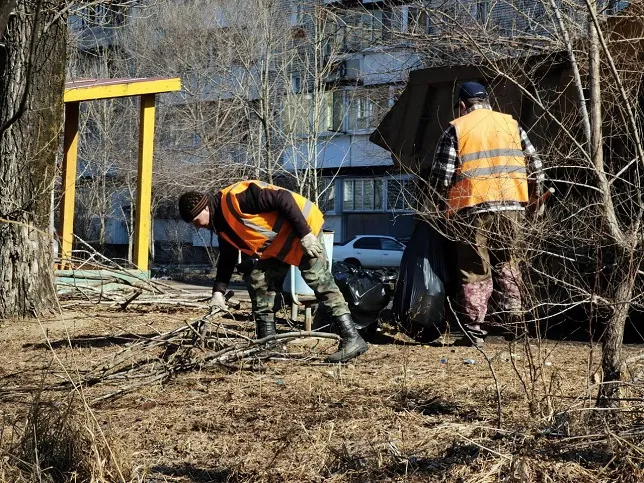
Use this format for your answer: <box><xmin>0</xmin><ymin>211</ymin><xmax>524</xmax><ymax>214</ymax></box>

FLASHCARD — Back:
<box><xmin>333</xmin><ymin>235</ymin><xmax>406</xmax><ymax>268</ymax></box>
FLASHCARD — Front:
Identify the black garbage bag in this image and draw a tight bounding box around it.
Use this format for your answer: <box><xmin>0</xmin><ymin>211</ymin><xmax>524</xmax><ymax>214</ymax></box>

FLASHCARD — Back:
<box><xmin>393</xmin><ymin>222</ymin><xmax>452</xmax><ymax>341</ymax></box>
<box><xmin>332</xmin><ymin>262</ymin><xmax>391</xmax><ymax>329</ymax></box>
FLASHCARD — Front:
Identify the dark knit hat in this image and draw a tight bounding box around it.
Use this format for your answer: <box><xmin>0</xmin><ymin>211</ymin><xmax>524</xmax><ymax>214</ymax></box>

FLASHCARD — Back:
<box><xmin>179</xmin><ymin>191</ymin><xmax>209</xmax><ymax>222</ymax></box>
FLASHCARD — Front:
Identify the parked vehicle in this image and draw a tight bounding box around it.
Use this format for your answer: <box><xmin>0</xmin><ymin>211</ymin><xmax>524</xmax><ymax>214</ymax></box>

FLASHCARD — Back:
<box><xmin>333</xmin><ymin>235</ymin><xmax>406</xmax><ymax>268</ymax></box>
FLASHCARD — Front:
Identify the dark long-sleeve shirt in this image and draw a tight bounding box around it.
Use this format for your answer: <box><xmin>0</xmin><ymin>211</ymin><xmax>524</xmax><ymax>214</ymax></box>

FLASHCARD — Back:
<box><xmin>211</xmin><ymin>182</ymin><xmax>312</xmax><ymax>293</ymax></box>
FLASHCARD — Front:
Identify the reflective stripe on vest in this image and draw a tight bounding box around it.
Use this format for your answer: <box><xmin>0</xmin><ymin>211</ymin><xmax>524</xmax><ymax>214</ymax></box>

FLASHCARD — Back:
<box><xmin>454</xmin><ymin>165</ymin><xmax>527</xmax><ymax>183</ymax></box>
<box><xmin>224</xmin><ymin>194</ymin><xmax>276</xmax><ymax>249</ymax></box>
<box><xmin>219</xmin><ymin>180</ymin><xmax>324</xmax><ymax>265</ymax></box>
<box><xmin>460</xmin><ymin>148</ymin><xmax>525</xmax><ymax>163</ymax></box>
<box><xmin>447</xmin><ymin>109</ymin><xmax>529</xmax><ymax>215</ymax></box>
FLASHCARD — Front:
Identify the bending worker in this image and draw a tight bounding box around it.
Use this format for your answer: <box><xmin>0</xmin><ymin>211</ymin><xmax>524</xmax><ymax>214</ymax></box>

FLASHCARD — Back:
<box><xmin>178</xmin><ymin>180</ymin><xmax>368</xmax><ymax>363</ymax></box>
<box><xmin>430</xmin><ymin>82</ymin><xmax>544</xmax><ymax>346</ymax></box>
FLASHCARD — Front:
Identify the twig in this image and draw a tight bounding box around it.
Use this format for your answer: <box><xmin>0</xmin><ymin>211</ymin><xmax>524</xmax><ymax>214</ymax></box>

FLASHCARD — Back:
<box><xmin>119</xmin><ymin>290</ymin><xmax>142</xmax><ymax>311</ymax></box>
<box><xmin>91</xmin><ymin>373</ymin><xmax>167</xmax><ymax>405</ymax></box>
<box><xmin>447</xmin><ymin>298</ymin><xmax>504</xmax><ymax>429</ymax></box>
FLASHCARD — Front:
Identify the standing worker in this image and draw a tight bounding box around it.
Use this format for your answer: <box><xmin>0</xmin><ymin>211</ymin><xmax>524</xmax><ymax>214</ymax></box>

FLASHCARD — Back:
<box><xmin>430</xmin><ymin>82</ymin><xmax>544</xmax><ymax>346</ymax></box>
<box><xmin>178</xmin><ymin>180</ymin><xmax>368</xmax><ymax>362</ymax></box>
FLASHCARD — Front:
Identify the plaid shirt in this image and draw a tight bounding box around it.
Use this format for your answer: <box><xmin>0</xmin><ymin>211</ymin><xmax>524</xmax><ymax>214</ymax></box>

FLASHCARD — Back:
<box><xmin>430</xmin><ymin>104</ymin><xmax>544</xmax><ymax>214</ymax></box>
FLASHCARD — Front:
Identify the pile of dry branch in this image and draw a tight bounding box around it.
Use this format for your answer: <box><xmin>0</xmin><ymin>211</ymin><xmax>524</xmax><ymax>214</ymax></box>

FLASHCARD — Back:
<box><xmin>79</xmin><ymin>308</ymin><xmax>340</xmax><ymax>405</ymax></box>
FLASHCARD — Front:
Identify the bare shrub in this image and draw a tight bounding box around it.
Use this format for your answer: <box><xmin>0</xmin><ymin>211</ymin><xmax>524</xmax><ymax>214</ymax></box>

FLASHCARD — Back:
<box><xmin>4</xmin><ymin>393</ymin><xmax>131</xmax><ymax>483</ymax></box>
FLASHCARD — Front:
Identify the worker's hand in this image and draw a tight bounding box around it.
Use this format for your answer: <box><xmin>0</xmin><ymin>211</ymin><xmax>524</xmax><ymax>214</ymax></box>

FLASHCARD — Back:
<box><xmin>300</xmin><ymin>233</ymin><xmax>324</xmax><ymax>259</ymax></box>
<box><xmin>209</xmin><ymin>291</ymin><xmax>228</xmax><ymax>312</ymax></box>
<box><xmin>526</xmin><ymin>187</ymin><xmax>555</xmax><ymax>219</ymax></box>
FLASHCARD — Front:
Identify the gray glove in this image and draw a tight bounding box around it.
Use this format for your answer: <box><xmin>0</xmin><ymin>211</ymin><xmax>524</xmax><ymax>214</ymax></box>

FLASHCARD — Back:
<box><xmin>300</xmin><ymin>233</ymin><xmax>324</xmax><ymax>258</ymax></box>
<box><xmin>209</xmin><ymin>291</ymin><xmax>227</xmax><ymax>311</ymax></box>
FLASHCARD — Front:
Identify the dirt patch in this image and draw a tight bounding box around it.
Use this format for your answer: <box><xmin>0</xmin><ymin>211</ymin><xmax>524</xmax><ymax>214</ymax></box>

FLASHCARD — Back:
<box><xmin>1</xmin><ymin>305</ymin><xmax>643</xmax><ymax>482</ymax></box>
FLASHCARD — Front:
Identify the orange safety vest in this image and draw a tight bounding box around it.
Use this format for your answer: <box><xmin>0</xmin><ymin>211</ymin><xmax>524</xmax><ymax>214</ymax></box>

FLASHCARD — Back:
<box><xmin>219</xmin><ymin>180</ymin><xmax>325</xmax><ymax>266</ymax></box>
<box><xmin>447</xmin><ymin>109</ymin><xmax>529</xmax><ymax>215</ymax></box>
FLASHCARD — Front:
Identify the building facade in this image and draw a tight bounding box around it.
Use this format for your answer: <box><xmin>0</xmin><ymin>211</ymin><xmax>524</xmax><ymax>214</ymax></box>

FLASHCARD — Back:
<box><xmin>66</xmin><ymin>0</ymin><xmax>592</xmax><ymax>260</ymax></box>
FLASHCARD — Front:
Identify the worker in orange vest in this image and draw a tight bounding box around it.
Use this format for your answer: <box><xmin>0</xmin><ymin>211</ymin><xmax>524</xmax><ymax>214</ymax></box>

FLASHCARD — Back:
<box><xmin>178</xmin><ymin>180</ymin><xmax>368</xmax><ymax>363</ymax></box>
<box><xmin>431</xmin><ymin>82</ymin><xmax>544</xmax><ymax>346</ymax></box>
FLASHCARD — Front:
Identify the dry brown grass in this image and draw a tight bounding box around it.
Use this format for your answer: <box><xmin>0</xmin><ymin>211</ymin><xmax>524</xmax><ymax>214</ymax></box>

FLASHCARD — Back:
<box><xmin>0</xmin><ymin>391</ymin><xmax>133</xmax><ymax>482</ymax></box>
<box><xmin>1</xmin><ymin>304</ymin><xmax>644</xmax><ymax>482</ymax></box>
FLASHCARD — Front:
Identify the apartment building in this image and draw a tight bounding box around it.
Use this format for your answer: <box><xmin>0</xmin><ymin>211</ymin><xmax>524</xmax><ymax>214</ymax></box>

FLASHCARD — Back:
<box><xmin>280</xmin><ymin>0</ymin><xmax>569</xmax><ymax>241</ymax></box>
<box><xmin>282</xmin><ymin>1</ymin><xmax>432</xmax><ymax>241</ymax></box>
<box><xmin>66</xmin><ymin>0</ymin><xmax>577</xmax><ymax>260</ymax></box>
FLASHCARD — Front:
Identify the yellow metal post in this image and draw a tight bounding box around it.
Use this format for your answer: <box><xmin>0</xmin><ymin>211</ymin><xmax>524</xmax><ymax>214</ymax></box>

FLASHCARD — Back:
<box><xmin>133</xmin><ymin>94</ymin><xmax>156</xmax><ymax>271</ymax></box>
<box><xmin>59</xmin><ymin>77</ymin><xmax>180</xmax><ymax>276</ymax></box>
<box><xmin>58</xmin><ymin>101</ymin><xmax>80</xmax><ymax>267</ymax></box>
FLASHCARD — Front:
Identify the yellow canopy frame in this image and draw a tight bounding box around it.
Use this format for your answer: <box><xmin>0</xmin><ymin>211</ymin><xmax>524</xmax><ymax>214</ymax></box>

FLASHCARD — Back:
<box><xmin>59</xmin><ymin>77</ymin><xmax>181</xmax><ymax>272</ymax></box>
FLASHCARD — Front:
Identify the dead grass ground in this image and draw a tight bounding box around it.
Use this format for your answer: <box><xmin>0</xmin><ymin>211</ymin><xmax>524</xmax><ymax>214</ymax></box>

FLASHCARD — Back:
<box><xmin>1</xmin><ymin>301</ymin><xmax>644</xmax><ymax>482</ymax></box>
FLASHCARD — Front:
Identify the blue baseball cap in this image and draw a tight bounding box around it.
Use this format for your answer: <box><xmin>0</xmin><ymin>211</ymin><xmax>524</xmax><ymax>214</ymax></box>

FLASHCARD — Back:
<box><xmin>455</xmin><ymin>82</ymin><xmax>488</xmax><ymax>107</ymax></box>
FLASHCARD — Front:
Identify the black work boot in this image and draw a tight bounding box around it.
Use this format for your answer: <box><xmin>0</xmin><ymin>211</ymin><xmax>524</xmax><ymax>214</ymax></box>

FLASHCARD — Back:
<box><xmin>453</xmin><ymin>324</ymin><xmax>488</xmax><ymax>348</ymax></box>
<box><xmin>255</xmin><ymin>314</ymin><xmax>277</xmax><ymax>340</ymax></box>
<box><xmin>326</xmin><ymin>314</ymin><xmax>368</xmax><ymax>363</ymax></box>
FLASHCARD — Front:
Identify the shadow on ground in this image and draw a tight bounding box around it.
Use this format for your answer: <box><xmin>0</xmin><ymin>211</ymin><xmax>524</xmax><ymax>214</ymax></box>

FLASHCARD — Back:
<box><xmin>149</xmin><ymin>463</ymin><xmax>234</xmax><ymax>482</ymax></box>
<box><xmin>22</xmin><ymin>333</ymin><xmax>163</xmax><ymax>350</ymax></box>
<box><xmin>322</xmin><ymin>440</ymin><xmax>481</xmax><ymax>482</ymax></box>
<box><xmin>388</xmin><ymin>389</ymin><xmax>482</xmax><ymax>421</ymax></box>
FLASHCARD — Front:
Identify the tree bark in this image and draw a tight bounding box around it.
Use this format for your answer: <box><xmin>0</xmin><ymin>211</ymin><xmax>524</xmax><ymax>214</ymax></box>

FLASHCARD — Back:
<box><xmin>0</xmin><ymin>1</ymin><xmax>66</xmax><ymax>318</ymax></box>
<box><xmin>586</xmin><ymin>0</ymin><xmax>631</xmax><ymax>408</ymax></box>
<box><xmin>597</xmin><ymin>261</ymin><xmax>635</xmax><ymax>407</ymax></box>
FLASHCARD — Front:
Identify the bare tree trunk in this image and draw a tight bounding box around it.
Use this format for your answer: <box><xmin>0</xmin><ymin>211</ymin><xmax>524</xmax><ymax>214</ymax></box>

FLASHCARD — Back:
<box><xmin>0</xmin><ymin>1</ymin><xmax>65</xmax><ymax>318</ymax></box>
<box><xmin>588</xmin><ymin>2</ymin><xmax>632</xmax><ymax>407</ymax></box>
<box><xmin>598</xmin><ymin>264</ymin><xmax>635</xmax><ymax>407</ymax></box>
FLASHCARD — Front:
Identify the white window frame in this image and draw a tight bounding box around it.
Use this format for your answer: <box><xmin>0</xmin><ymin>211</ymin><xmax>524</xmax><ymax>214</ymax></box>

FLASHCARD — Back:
<box><xmin>395</xmin><ymin>5</ymin><xmax>431</xmax><ymax>34</ymax></box>
<box><xmin>318</xmin><ymin>177</ymin><xmax>337</xmax><ymax>214</ymax></box>
<box><xmin>341</xmin><ymin>177</ymin><xmax>414</xmax><ymax>213</ymax></box>
<box><xmin>343</xmin><ymin>87</ymin><xmax>392</xmax><ymax>134</ymax></box>
<box><xmin>385</xmin><ymin>177</ymin><xmax>414</xmax><ymax>212</ymax></box>
<box><xmin>342</xmin><ymin>178</ymin><xmax>385</xmax><ymax>212</ymax></box>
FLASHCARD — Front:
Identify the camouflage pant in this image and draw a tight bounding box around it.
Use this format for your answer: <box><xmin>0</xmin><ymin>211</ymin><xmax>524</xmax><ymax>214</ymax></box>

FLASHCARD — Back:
<box><xmin>450</xmin><ymin>211</ymin><xmax>524</xmax><ymax>329</ymax></box>
<box><xmin>246</xmin><ymin>235</ymin><xmax>350</xmax><ymax>322</ymax></box>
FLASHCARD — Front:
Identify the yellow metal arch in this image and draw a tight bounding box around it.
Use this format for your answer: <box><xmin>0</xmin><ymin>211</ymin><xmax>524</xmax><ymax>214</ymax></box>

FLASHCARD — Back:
<box><xmin>59</xmin><ymin>77</ymin><xmax>181</xmax><ymax>273</ymax></box>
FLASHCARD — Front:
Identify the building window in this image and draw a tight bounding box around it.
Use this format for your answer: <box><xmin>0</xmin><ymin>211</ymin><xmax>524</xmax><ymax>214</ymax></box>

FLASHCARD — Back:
<box><xmin>321</xmin><ymin>90</ymin><xmax>345</xmax><ymax>132</ymax></box>
<box><xmin>360</xmin><ymin>10</ymin><xmax>384</xmax><ymax>46</ymax></box>
<box><xmin>341</xmin><ymin>178</ymin><xmax>413</xmax><ymax>212</ymax></box>
<box><xmin>606</xmin><ymin>0</ymin><xmax>630</xmax><ymax>14</ymax></box>
<box><xmin>474</xmin><ymin>0</ymin><xmax>490</xmax><ymax>24</ymax></box>
<box><xmin>406</xmin><ymin>6</ymin><xmax>431</xmax><ymax>34</ymax></box>
<box><xmin>330</xmin><ymin>8</ymin><xmax>384</xmax><ymax>53</ymax></box>
<box><xmin>290</xmin><ymin>1</ymin><xmax>305</xmax><ymax>26</ymax></box>
<box><xmin>73</xmin><ymin>3</ymin><xmax>125</xmax><ymax>29</ymax></box>
<box><xmin>285</xmin><ymin>87</ymin><xmax>393</xmax><ymax>136</ymax></box>
<box><xmin>291</xmin><ymin>73</ymin><xmax>302</xmax><ymax>93</ymax></box>
<box><xmin>284</xmin><ymin>92</ymin><xmax>312</xmax><ymax>135</ymax></box>
<box><xmin>349</xmin><ymin>96</ymin><xmax>370</xmax><ymax>131</ymax></box>
<box><xmin>389</xmin><ymin>5</ymin><xmax>431</xmax><ymax>35</ymax></box>
<box><xmin>346</xmin><ymin>88</ymin><xmax>389</xmax><ymax>133</ymax></box>
<box><xmin>387</xmin><ymin>178</ymin><xmax>412</xmax><ymax>211</ymax></box>
<box><xmin>343</xmin><ymin>178</ymin><xmax>384</xmax><ymax>212</ymax></box>
<box><xmin>284</xmin><ymin>89</ymin><xmax>352</xmax><ymax>136</ymax></box>
<box><xmin>318</xmin><ymin>177</ymin><xmax>336</xmax><ymax>212</ymax></box>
